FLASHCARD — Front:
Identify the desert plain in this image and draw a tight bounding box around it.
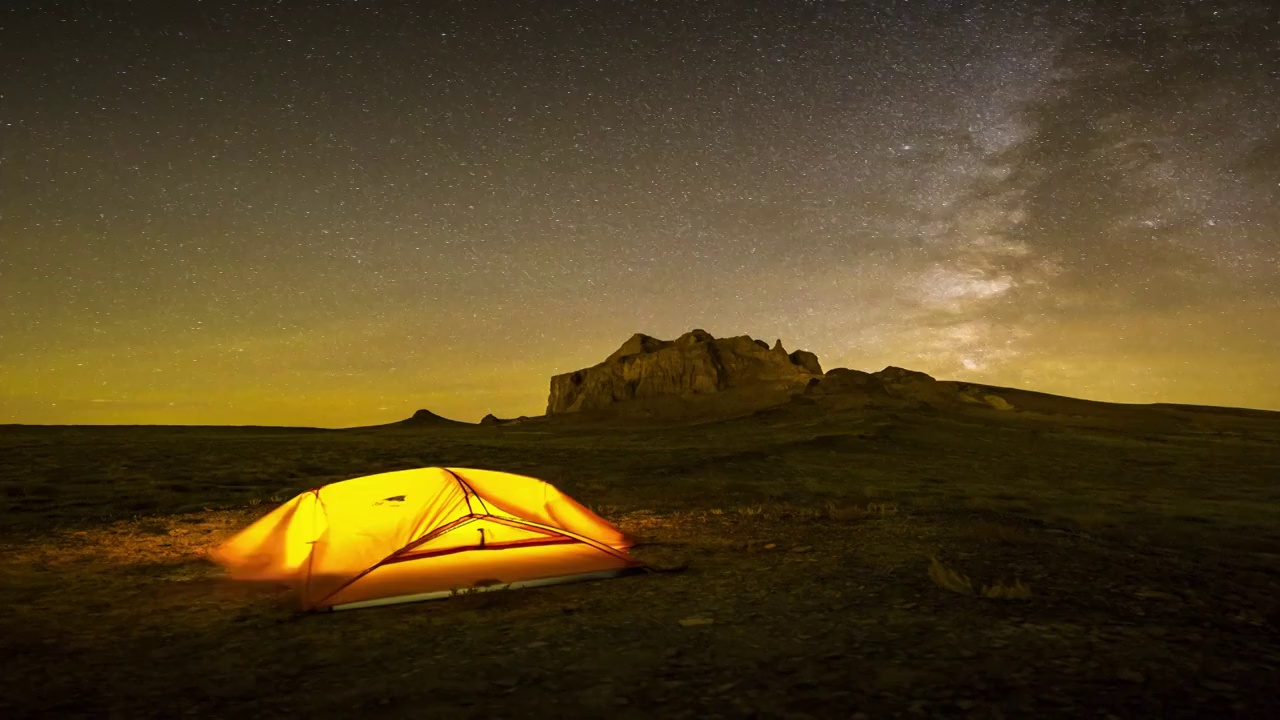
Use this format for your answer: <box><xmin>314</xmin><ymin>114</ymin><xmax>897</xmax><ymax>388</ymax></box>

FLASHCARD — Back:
<box><xmin>2</xmin><ymin>380</ymin><xmax>1279</xmax><ymax>718</ymax></box>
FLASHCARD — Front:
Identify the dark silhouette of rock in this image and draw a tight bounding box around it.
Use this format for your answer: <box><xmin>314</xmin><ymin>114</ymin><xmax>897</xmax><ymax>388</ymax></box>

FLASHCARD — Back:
<box><xmin>546</xmin><ymin>329</ymin><xmax>824</xmax><ymax>417</ymax></box>
<box><xmin>480</xmin><ymin>413</ymin><xmax>539</xmax><ymax>427</ymax></box>
<box><xmin>789</xmin><ymin>350</ymin><xmax>823</xmax><ymax>376</ymax></box>
<box><xmin>391</xmin><ymin>409</ymin><xmax>468</xmax><ymax>426</ymax></box>
<box><xmin>605</xmin><ymin>333</ymin><xmax>670</xmax><ymax>363</ymax></box>
<box><xmin>409</xmin><ymin>409</ymin><xmax>453</xmax><ymax>423</ymax></box>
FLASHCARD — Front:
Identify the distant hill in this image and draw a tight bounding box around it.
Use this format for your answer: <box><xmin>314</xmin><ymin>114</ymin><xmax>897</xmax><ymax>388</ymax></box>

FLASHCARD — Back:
<box><xmin>540</xmin><ymin>329</ymin><xmax>1020</xmax><ymax>422</ymax></box>
<box><xmin>9</xmin><ymin>331</ymin><xmax>1276</xmax><ymax>432</ymax></box>
<box><xmin>533</xmin><ymin>329</ymin><xmax>1280</xmax><ymax>426</ymax></box>
<box><xmin>376</xmin><ymin>409</ymin><xmax>472</xmax><ymax>428</ymax></box>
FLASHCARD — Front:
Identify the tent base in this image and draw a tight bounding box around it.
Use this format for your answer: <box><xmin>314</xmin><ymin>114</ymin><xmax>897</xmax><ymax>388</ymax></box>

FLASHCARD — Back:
<box><xmin>322</xmin><ymin>566</ymin><xmax>644</xmax><ymax>612</ymax></box>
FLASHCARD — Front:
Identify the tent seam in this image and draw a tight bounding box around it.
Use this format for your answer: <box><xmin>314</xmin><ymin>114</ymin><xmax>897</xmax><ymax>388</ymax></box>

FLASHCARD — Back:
<box><xmin>303</xmin><ymin>488</ymin><xmax>323</xmax><ymax>608</ymax></box>
<box><xmin>305</xmin><ymin>513</ymin><xmax>481</xmax><ymax>610</ymax></box>
<box><xmin>444</xmin><ymin>468</ymin><xmax>492</xmax><ymax>516</ymax></box>
<box><xmin>483</xmin><ymin>515</ymin><xmax>641</xmax><ymax>565</ymax></box>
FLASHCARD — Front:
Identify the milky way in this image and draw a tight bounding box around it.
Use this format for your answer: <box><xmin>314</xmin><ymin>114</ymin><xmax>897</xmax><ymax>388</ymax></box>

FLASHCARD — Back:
<box><xmin>2</xmin><ymin>0</ymin><xmax>1277</xmax><ymax>426</ymax></box>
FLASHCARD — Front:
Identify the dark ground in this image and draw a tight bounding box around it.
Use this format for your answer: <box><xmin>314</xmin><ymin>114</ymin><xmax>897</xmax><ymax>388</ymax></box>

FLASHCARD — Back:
<box><xmin>2</xmin><ymin>398</ymin><xmax>1279</xmax><ymax>718</ymax></box>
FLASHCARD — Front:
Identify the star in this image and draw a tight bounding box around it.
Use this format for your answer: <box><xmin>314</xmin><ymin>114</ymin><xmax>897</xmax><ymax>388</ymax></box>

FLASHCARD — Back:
<box><xmin>0</xmin><ymin>0</ymin><xmax>1275</xmax><ymax>426</ymax></box>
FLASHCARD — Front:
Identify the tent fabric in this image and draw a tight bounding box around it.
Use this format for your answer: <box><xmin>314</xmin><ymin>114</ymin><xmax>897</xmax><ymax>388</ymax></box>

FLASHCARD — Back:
<box><xmin>210</xmin><ymin>467</ymin><xmax>641</xmax><ymax>610</ymax></box>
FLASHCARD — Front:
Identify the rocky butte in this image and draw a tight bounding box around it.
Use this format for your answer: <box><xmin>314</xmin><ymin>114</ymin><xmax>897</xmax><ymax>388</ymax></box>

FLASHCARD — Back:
<box><xmin>546</xmin><ymin>329</ymin><xmax>823</xmax><ymax>420</ymax></box>
<box><xmin>543</xmin><ymin>329</ymin><xmax>1016</xmax><ymax>422</ymax></box>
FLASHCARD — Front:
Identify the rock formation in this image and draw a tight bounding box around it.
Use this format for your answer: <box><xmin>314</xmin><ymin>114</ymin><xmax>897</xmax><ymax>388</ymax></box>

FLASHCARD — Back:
<box><xmin>543</xmin><ymin>329</ymin><xmax>1020</xmax><ymax>420</ymax></box>
<box><xmin>803</xmin><ymin>367</ymin><xmax>1014</xmax><ymax>411</ymax></box>
<box><xmin>788</xmin><ymin>349</ymin><xmax>823</xmax><ymax>375</ymax></box>
<box><xmin>546</xmin><ymin>329</ymin><xmax>824</xmax><ymax>417</ymax></box>
<box><xmin>480</xmin><ymin>413</ymin><xmax>537</xmax><ymax>427</ymax></box>
<box><xmin>392</xmin><ymin>409</ymin><xmax>468</xmax><ymax>426</ymax></box>
<box><xmin>802</xmin><ymin>368</ymin><xmax>888</xmax><ymax>396</ymax></box>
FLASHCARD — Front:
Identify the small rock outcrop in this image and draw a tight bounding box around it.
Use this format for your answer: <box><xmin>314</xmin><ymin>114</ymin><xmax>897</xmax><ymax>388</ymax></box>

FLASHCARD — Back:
<box><xmin>876</xmin><ymin>366</ymin><xmax>939</xmax><ymax>389</ymax></box>
<box><xmin>789</xmin><ymin>350</ymin><xmax>823</xmax><ymax>375</ymax></box>
<box><xmin>951</xmin><ymin>383</ymin><xmax>1016</xmax><ymax>410</ymax></box>
<box><xmin>803</xmin><ymin>368</ymin><xmax>1015</xmax><ymax>411</ymax></box>
<box><xmin>605</xmin><ymin>333</ymin><xmax>671</xmax><ymax>363</ymax></box>
<box><xmin>393</xmin><ymin>409</ymin><xmax>467</xmax><ymax>426</ymax></box>
<box><xmin>804</xmin><ymin>368</ymin><xmax>887</xmax><ymax>396</ymax></box>
<box><xmin>480</xmin><ymin>413</ymin><xmax>537</xmax><ymax>427</ymax></box>
<box><xmin>546</xmin><ymin>329</ymin><xmax>824</xmax><ymax>417</ymax></box>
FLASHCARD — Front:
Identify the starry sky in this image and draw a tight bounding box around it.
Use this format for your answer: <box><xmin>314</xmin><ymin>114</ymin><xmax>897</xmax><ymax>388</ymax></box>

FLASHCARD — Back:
<box><xmin>2</xmin><ymin>0</ymin><xmax>1278</xmax><ymax>427</ymax></box>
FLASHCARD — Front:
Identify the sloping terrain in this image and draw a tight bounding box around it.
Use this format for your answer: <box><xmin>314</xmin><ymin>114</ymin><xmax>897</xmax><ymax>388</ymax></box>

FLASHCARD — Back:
<box><xmin>2</xmin><ymin>401</ymin><xmax>1279</xmax><ymax>718</ymax></box>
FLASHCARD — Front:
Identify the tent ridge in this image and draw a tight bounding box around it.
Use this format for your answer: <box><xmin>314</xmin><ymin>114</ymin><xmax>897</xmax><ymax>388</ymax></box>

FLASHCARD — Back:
<box><xmin>444</xmin><ymin>467</ymin><xmax>492</xmax><ymax>516</ymax></box>
<box><xmin>304</xmin><ymin>488</ymin><xmax>325</xmax><ymax>604</ymax></box>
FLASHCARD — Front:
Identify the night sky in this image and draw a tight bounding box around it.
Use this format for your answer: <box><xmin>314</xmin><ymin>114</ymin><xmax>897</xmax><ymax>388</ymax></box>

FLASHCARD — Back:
<box><xmin>2</xmin><ymin>1</ymin><xmax>1277</xmax><ymax>427</ymax></box>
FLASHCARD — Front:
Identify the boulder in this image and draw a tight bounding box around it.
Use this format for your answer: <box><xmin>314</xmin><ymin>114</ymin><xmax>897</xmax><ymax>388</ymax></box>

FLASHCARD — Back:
<box><xmin>874</xmin><ymin>366</ymin><xmax>938</xmax><ymax>388</ymax></box>
<box><xmin>983</xmin><ymin>394</ymin><xmax>1015</xmax><ymax>411</ymax></box>
<box><xmin>870</xmin><ymin>367</ymin><xmax>950</xmax><ymax>407</ymax></box>
<box><xmin>805</xmin><ymin>368</ymin><xmax>886</xmax><ymax>396</ymax></box>
<box><xmin>788</xmin><ymin>350</ymin><xmax>823</xmax><ymax>376</ymax></box>
<box><xmin>546</xmin><ymin>330</ymin><xmax>824</xmax><ymax>416</ymax></box>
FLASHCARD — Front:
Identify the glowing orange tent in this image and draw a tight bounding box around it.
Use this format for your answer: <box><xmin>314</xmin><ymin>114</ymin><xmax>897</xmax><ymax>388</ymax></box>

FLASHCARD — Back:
<box><xmin>210</xmin><ymin>467</ymin><xmax>643</xmax><ymax>611</ymax></box>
